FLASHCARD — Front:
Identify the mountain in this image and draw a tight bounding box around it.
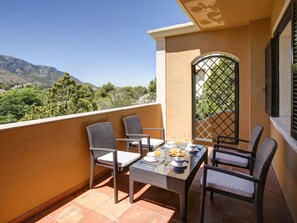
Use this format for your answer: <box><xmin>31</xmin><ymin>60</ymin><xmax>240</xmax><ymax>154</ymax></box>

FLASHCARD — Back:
<box><xmin>0</xmin><ymin>55</ymin><xmax>85</xmax><ymax>88</ymax></box>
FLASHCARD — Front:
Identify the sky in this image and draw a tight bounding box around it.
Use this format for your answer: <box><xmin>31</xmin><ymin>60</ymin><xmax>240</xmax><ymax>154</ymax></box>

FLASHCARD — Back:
<box><xmin>0</xmin><ymin>0</ymin><xmax>190</xmax><ymax>87</ymax></box>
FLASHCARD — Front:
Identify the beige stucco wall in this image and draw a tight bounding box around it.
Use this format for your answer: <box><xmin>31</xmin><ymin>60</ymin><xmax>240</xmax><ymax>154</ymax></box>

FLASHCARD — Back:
<box><xmin>0</xmin><ymin>103</ymin><xmax>163</xmax><ymax>223</ymax></box>
<box><xmin>165</xmin><ymin>22</ymin><xmax>271</xmax><ymax>142</ymax></box>
<box><xmin>271</xmin><ymin>124</ymin><xmax>297</xmax><ymax>223</ymax></box>
<box><xmin>249</xmin><ymin>19</ymin><xmax>272</xmax><ymax>144</ymax></box>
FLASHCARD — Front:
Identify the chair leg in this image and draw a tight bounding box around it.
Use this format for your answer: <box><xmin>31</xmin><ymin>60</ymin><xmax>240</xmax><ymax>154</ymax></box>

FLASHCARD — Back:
<box><xmin>210</xmin><ymin>191</ymin><xmax>214</xmax><ymax>200</ymax></box>
<box><xmin>249</xmin><ymin>163</ymin><xmax>253</xmax><ymax>175</ymax></box>
<box><xmin>200</xmin><ymin>187</ymin><xmax>206</xmax><ymax>223</ymax></box>
<box><xmin>126</xmin><ymin>141</ymin><xmax>130</xmax><ymax>152</ymax></box>
<box><xmin>90</xmin><ymin>162</ymin><xmax>94</xmax><ymax>189</ymax></box>
<box><xmin>113</xmin><ymin>168</ymin><xmax>118</xmax><ymax>203</ymax></box>
<box><xmin>256</xmin><ymin>193</ymin><xmax>264</xmax><ymax>223</ymax></box>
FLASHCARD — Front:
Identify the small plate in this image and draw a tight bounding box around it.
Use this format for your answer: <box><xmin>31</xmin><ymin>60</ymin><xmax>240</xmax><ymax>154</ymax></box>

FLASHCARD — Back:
<box><xmin>143</xmin><ymin>156</ymin><xmax>159</xmax><ymax>163</ymax></box>
<box><xmin>164</xmin><ymin>144</ymin><xmax>175</xmax><ymax>149</ymax></box>
<box><xmin>173</xmin><ymin>168</ymin><xmax>185</xmax><ymax>174</ymax></box>
<box><xmin>167</xmin><ymin>141</ymin><xmax>175</xmax><ymax>145</ymax></box>
<box><xmin>185</xmin><ymin>147</ymin><xmax>198</xmax><ymax>153</ymax></box>
<box><xmin>171</xmin><ymin>160</ymin><xmax>187</xmax><ymax>168</ymax></box>
<box><xmin>147</xmin><ymin>152</ymin><xmax>156</xmax><ymax>157</ymax></box>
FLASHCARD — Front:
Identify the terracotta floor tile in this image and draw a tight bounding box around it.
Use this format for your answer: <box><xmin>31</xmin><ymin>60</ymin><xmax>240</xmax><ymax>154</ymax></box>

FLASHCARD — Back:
<box><xmin>94</xmin><ymin>199</ymin><xmax>131</xmax><ymax>220</ymax></box>
<box><xmin>118</xmin><ymin>205</ymin><xmax>170</xmax><ymax>223</ymax></box>
<box><xmin>24</xmin><ymin>196</ymin><xmax>76</xmax><ymax>223</ymax></box>
<box><xmin>133</xmin><ymin>199</ymin><xmax>176</xmax><ymax>218</ymax></box>
<box><xmin>48</xmin><ymin>202</ymin><xmax>90</xmax><ymax>223</ymax></box>
<box><xmin>80</xmin><ymin>210</ymin><xmax>116</xmax><ymax>223</ymax></box>
<box><xmin>24</xmin><ymin>160</ymin><xmax>293</xmax><ymax>223</ymax></box>
<box><xmin>263</xmin><ymin>208</ymin><xmax>294</xmax><ymax>223</ymax></box>
<box><xmin>75</xmin><ymin>189</ymin><xmax>111</xmax><ymax>210</ymax></box>
<box><xmin>34</xmin><ymin>215</ymin><xmax>58</xmax><ymax>223</ymax></box>
<box><xmin>92</xmin><ymin>184</ymin><xmax>129</xmax><ymax>203</ymax></box>
<box><xmin>222</xmin><ymin>200</ymin><xmax>255</xmax><ymax>221</ymax></box>
<box><xmin>138</xmin><ymin>186</ymin><xmax>177</xmax><ymax>205</ymax></box>
<box><xmin>221</xmin><ymin>215</ymin><xmax>253</xmax><ymax>223</ymax></box>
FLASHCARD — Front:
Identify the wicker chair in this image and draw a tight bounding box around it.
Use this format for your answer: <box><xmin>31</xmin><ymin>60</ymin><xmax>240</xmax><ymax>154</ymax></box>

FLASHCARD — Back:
<box><xmin>86</xmin><ymin>122</ymin><xmax>142</xmax><ymax>203</ymax></box>
<box><xmin>211</xmin><ymin>124</ymin><xmax>264</xmax><ymax>174</ymax></box>
<box><xmin>200</xmin><ymin>137</ymin><xmax>277</xmax><ymax>223</ymax></box>
<box><xmin>123</xmin><ymin>115</ymin><xmax>165</xmax><ymax>152</ymax></box>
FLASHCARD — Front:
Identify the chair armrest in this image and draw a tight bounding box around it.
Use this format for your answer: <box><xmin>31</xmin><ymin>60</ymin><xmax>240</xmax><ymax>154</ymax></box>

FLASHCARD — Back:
<box><xmin>116</xmin><ymin>138</ymin><xmax>142</xmax><ymax>155</ymax></box>
<box><xmin>212</xmin><ymin>148</ymin><xmax>255</xmax><ymax>161</ymax></box>
<box><xmin>90</xmin><ymin>147</ymin><xmax>118</xmax><ymax>168</ymax></box>
<box><xmin>204</xmin><ymin>165</ymin><xmax>261</xmax><ymax>183</ymax></box>
<box><xmin>143</xmin><ymin>127</ymin><xmax>164</xmax><ymax>131</ymax></box>
<box><xmin>214</xmin><ymin>144</ymin><xmax>253</xmax><ymax>154</ymax></box>
<box><xmin>143</xmin><ymin>128</ymin><xmax>165</xmax><ymax>140</ymax></box>
<box><xmin>90</xmin><ymin>147</ymin><xmax>116</xmax><ymax>152</ymax></box>
<box><xmin>116</xmin><ymin>138</ymin><xmax>142</xmax><ymax>142</ymax></box>
<box><xmin>238</xmin><ymin>138</ymin><xmax>249</xmax><ymax>143</ymax></box>
<box><xmin>217</xmin><ymin>135</ymin><xmax>249</xmax><ymax>144</ymax></box>
<box><xmin>126</xmin><ymin>133</ymin><xmax>150</xmax><ymax>138</ymax></box>
<box><xmin>217</xmin><ymin>135</ymin><xmax>237</xmax><ymax>144</ymax></box>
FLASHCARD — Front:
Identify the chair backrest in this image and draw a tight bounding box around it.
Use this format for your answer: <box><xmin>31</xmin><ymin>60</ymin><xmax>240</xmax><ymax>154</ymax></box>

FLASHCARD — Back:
<box><xmin>86</xmin><ymin>122</ymin><xmax>117</xmax><ymax>158</ymax></box>
<box><xmin>247</xmin><ymin>124</ymin><xmax>264</xmax><ymax>154</ymax></box>
<box><xmin>123</xmin><ymin>115</ymin><xmax>143</xmax><ymax>135</ymax></box>
<box><xmin>253</xmin><ymin>137</ymin><xmax>277</xmax><ymax>181</ymax></box>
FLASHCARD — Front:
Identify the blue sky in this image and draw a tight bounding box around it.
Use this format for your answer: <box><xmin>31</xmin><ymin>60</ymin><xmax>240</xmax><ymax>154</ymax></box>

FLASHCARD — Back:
<box><xmin>0</xmin><ymin>1</ymin><xmax>190</xmax><ymax>87</ymax></box>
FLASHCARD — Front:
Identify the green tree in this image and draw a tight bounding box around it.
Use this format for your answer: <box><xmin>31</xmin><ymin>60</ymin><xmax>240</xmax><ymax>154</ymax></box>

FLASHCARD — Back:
<box><xmin>97</xmin><ymin>85</ymin><xmax>145</xmax><ymax>109</ymax></box>
<box><xmin>148</xmin><ymin>78</ymin><xmax>156</xmax><ymax>101</ymax></box>
<box><xmin>71</xmin><ymin>84</ymin><xmax>98</xmax><ymax>113</ymax></box>
<box><xmin>23</xmin><ymin>73</ymin><xmax>98</xmax><ymax>120</ymax></box>
<box><xmin>0</xmin><ymin>85</ymin><xmax>46</xmax><ymax>123</ymax></box>
<box><xmin>98</xmin><ymin>87</ymin><xmax>134</xmax><ymax>109</ymax></box>
<box><xmin>98</xmin><ymin>82</ymin><xmax>115</xmax><ymax>98</ymax></box>
<box><xmin>0</xmin><ymin>114</ymin><xmax>17</xmax><ymax>124</ymax></box>
<box><xmin>45</xmin><ymin>73</ymin><xmax>97</xmax><ymax>116</ymax></box>
<box><xmin>148</xmin><ymin>78</ymin><xmax>156</xmax><ymax>94</ymax></box>
<box><xmin>46</xmin><ymin>73</ymin><xmax>78</xmax><ymax>116</ymax></box>
<box><xmin>132</xmin><ymin>86</ymin><xmax>147</xmax><ymax>98</ymax></box>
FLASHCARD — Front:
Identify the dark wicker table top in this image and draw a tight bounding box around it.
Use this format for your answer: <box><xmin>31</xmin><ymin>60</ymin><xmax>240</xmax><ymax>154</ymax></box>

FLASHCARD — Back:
<box><xmin>130</xmin><ymin>143</ymin><xmax>207</xmax><ymax>181</ymax></box>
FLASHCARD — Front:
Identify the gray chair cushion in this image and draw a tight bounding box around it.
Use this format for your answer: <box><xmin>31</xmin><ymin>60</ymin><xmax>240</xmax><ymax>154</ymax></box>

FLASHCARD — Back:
<box><xmin>211</xmin><ymin>150</ymin><xmax>249</xmax><ymax>167</ymax></box>
<box><xmin>203</xmin><ymin>170</ymin><xmax>255</xmax><ymax>198</ymax></box>
<box><xmin>97</xmin><ymin>151</ymin><xmax>141</xmax><ymax>168</ymax></box>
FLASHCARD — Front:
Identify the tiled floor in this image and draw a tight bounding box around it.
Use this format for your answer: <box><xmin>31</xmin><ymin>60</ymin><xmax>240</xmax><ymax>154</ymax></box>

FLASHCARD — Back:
<box><xmin>25</xmin><ymin>161</ymin><xmax>293</xmax><ymax>223</ymax></box>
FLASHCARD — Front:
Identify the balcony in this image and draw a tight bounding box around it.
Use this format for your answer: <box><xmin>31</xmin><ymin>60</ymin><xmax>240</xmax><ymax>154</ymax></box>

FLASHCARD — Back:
<box><xmin>0</xmin><ymin>103</ymin><xmax>293</xmax><ymax>223</ymax></box>
<box><xmin>26</xmin><ymin>160</ymin><xmax>292</xmax><ymax>223</ymax></box>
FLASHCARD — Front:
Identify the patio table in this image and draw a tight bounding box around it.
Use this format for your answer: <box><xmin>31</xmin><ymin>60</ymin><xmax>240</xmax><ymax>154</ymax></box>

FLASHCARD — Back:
<box><xmin>129</xmin><ymin>143</ymin><xmax>208</xmax><ymax>222</ymax></box>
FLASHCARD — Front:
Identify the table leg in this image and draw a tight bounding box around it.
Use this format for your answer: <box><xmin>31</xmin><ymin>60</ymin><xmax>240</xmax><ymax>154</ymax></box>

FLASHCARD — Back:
<box><xmin>129</xmin><ymin>178</ymin><xmax>134</xmax><ymax>203</ymax></box>
<box><xmin>180</xmin><ymin>191</ymin><xmax>187</xmax><ymax>222</ymax></box>
<box><xmin>205</xmin><ymin>147</ymin><xmax>208</xmax><ymax>165</ymax></box>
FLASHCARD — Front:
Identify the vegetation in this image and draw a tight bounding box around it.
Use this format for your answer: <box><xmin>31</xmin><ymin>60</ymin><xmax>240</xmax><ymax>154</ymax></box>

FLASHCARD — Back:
<box><xmin>0</xmin><ymin>85</ymin><xmax>46</xmax><ymax>123</ymax></box>
<box><xmin>97</xmin><ymin>83</ymin><xmax>149</xmax><ymax>109</ymax></box>
<box><xmin>0</xmin><ymin>73</ymin><xmax>156</xmax><ymax>124</ymax></box>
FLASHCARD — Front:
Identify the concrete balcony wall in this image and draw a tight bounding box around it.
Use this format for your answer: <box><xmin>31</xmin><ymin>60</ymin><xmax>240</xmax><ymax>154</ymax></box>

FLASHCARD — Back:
<box><xmin>0</xmin><ymin>103</ymin><xmax>163</xmax><ymax>223</ymax></box>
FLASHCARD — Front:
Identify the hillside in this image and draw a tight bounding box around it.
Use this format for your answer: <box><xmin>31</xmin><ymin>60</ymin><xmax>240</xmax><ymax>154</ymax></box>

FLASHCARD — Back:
<box><xmin>0</xmin><ymin>55</ymin><xmax>84</xmax><ymax>88</ymax></box>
